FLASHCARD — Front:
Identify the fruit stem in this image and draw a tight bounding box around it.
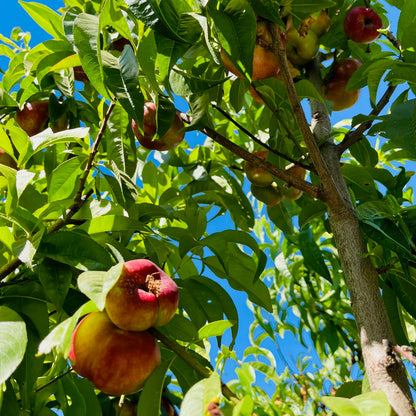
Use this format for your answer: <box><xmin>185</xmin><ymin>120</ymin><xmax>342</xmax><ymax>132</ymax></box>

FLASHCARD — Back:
<box><xmin>148</xmin><ymin>327</ymin><xmax>238</xmax><ymax>402</ymax></box>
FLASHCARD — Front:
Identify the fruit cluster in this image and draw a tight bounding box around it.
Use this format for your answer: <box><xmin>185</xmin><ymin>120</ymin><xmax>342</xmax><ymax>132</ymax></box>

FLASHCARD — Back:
<box><xmin>244</xmin><ymin>150</ymin><xmax>306</xmax><ymax>206</ymax></box>
<box><xmin>323</xmin><ymin>6</ymin><xmax>382</xmax><ymax>111</ymax></box>
<box><xmin>220</xmin><ymin>6</ymin><xmax>383</xmax><ymax>112</ymax></box>
<box><xmin>285</xmin><ymin>11</ymin><xmax>331</xmax><ymax>67</ymax></box>
<box><xmin>69</xmin><ymin>259</ymin><xmax>179</xmax><ymax>396</ymax></box>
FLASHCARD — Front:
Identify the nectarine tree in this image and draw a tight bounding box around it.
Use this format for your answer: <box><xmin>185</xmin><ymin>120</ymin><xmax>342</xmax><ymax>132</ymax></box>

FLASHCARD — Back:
<box><xmin>0</xmin><ymin>1</ymin><xmax>416</xmax><ymax>416</ymax></box>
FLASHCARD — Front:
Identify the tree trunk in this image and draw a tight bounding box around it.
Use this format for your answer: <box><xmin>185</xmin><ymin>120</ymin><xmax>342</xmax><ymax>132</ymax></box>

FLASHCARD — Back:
<box><xmin>310</xmin><ymin>98</ymin><xmax>416</xmax><ymax>416</ymax></box>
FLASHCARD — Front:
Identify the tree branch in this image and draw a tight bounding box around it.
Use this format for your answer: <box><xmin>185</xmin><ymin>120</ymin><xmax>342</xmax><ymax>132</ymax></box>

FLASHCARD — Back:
<box><xmin>0</xmin><ymin>101</ymin><xmax>116</xmax><ymax>281</ymax></box>
<box><xmin>267</xmin><ymin>22</ymin><xmax>346</xmax><ymax>211</ymax></box>
<box><xmin>180</xmin><ymin>113</ymin><xmax>322</xmax><ymax>200</ymax></box>
<box><xmin>211</xmin><ymin>103</ymin><xmax>312</xmax><ymax>171</ymax></box>
<box><xmin>390</xmin><ymin>343</ymin><xmax>416</xmax><ymax>367</ymax></box>
<box><xmin>337</xmin><ymin>84</ymin><xmax>397</xmax><ymax>156</ymax></box>
<box><xmin>305</xmin><ymin>58</ymin><xmax>415</xmax><ymax>416</ymax></box>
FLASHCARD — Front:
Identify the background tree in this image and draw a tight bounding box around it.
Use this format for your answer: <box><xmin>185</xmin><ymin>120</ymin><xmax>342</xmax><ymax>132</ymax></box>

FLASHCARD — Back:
<box><xmin>0</xmin><ymin>0</ymin><xmax>416</xmax><ymax>415</ymax></box>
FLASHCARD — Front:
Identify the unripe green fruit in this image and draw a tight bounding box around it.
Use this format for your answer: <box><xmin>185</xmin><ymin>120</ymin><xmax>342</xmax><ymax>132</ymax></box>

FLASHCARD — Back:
<box><xmin>244</xmin><ymin>150</ymin><xmax>274</xmax><ymax>187</ymax></box>
<box><xmin>251</xmin><ymin>184</ymin><xmax>282</xmax><ymax>206</ymax></box>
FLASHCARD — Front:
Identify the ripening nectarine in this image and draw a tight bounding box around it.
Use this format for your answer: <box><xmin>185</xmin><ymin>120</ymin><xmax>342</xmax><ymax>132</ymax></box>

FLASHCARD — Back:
<box><xmin>244</xmin><ymin>150</ymin><xmax>274</xmax><ymax>187</ymax></box>
<box><xmin>69</xmin><ymin>310</ymin><xmax>161</xmax><ymax>396</ymax></box>
<box><xmin>105</xmin><ymin>259</ymin><xmax>179</xmax><ymax>332</ymax></box>
<box><xmin>15</xmin><ymin>100</ymin><xmax>49</xmax><ymax>136</ymax></box>
<box><xmin>132</xmin><ymin>102</ymin><xmax>185</xmax><ymax>151</ymax></box>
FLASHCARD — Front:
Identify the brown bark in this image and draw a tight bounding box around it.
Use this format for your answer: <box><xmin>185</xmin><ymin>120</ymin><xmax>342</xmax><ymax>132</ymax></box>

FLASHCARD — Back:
<box><xmin>321</xmin><ymin>139</ymin><xmax>415</xmax><ymax>416</ymax></box>
<box><xmin>266</xmin><ymin>21</ymin><xmax>415</xmax><ymax>414</ymax></box>
<box><xmin>309</xmin><ymin>89</ymin><xmax>415</xmax><ymax>416</ymax></box>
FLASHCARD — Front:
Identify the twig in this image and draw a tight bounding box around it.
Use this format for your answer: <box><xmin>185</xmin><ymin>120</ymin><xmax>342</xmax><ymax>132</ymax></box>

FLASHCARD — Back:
<box><xmin>211</xmin><ymin>103</ymin><xmax>312</xmax><ymax>171</ymax></box>
<box><xmin>0</xmin><ymin>276</ymin><xmax>30</xmax><ymax>288</ymax></box>
<box><xmin>391</xmin><ymin>344</ymin><xmax>416</xmax><ymax>367</ymax></box>
<box><xmin>384</xmin><ymin>31</ymin><xmax>402</xmax><ymax>54</ymax></box>
<box><xmin>337</xmin><ymin>85</ymin><xmax>397</xmax><ymax>156</ymax></box>
<box><xmin>35</xmin><ymin>369</ymin><xmax>73</xmax><ymax>392</ymax></box>
<box><xmin>148</xmin><ymin>327</ymin><xmax>238</xmax><ymax>402</ymax></box>
<box><xmin>376</xmin><ymin>259</ymin><xmax>400</xmax><ymax>275</ymax></box>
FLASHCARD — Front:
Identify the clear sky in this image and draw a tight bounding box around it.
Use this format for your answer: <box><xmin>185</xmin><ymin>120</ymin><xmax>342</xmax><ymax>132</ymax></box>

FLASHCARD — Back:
<box><xmin>1</xmin><ymin>0</ymin><xmax>414</xmax><ymax>405</ymax></box>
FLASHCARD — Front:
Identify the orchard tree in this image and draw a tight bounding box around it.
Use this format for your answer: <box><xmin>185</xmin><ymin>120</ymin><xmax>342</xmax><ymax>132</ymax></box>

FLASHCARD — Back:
<box><xmin>0</xmin><ymin>0</ymin><xmax>416</xmax><ymax>415</ymax></box>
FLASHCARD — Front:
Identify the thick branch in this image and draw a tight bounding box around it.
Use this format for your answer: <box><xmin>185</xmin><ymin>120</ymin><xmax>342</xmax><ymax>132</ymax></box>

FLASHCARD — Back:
<box><xmin>307</xmin><ymin>60</ymin><xmax>415</xmax><ymax>414</ymax></box>
<box><xmin>267</xmin><ymin>23</ymin><xmax>345</xmax><ymax>211</ymax></box>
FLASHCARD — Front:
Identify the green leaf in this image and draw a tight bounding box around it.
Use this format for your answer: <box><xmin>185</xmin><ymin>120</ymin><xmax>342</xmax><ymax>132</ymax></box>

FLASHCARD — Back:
<box><xmin>38</xmin><ymin>231</ymin><xmax>114</xmax><ymax>271</ymax></box>
<box><xmin>381</xmin><ymin>280</ymin><xmax>409</xmax><ymax>345</ymax></box>
<box><xmin>19</xmin><ymin>1</ymin><xmax>66</xmax><ymax>40</ymax></box>
<box><xmin>247</xmin><ymin>0</ymin><xmax>282</xmax><ymax>25</ymax></box>
<box><xmin>126</xmin><ymin>0</ymin><xmax>199</xmax><ymax>44</ymax></box>
<box><xmin>323</xmin><ymin>391</ymin><xmax>392</xmax><ymax>416</ymax></box>
<box><xmin>204</xmin><ymin>245</ymin><xmax>272</xmax><ymax>312</ymax></box>
<box><xmin>48</xmin><ymin>156</ymin><xmax>83</xmax><ymax>202</ymax></box>
<box><xmin>99</xmin><ymin>0</ymin><xmax>131</xmax><ymax>41</ymax></box>
<box><xmin>291</xmin><ymin>0</ymin><xmax>336</xmax><ymax>15</ymax></box>
<box><xmin>335</xmin><ymin>381</ymin><xmax>363</xmax><ymax>398</ymax></box>
<box><xmin>137</xmin><ymin>359</ymin><xmax>173</xmax><ymax>416</ymax></box>
<box><xmin>161</xmin><ymin>314</ymin><xmax>198</xmax><ymax>342</ymax></box>
<box><xmin>0</xmin><ymin>306</ymin><xmax>27</xmax><ymax>385</ymax></box>
<box><xmin>77</xmin><ymin>263</ymin><xmax>124</xmax><ymax>309</ymax></box>
<box><xmin>349</xmin><ymin>138</ymin><xmax>379</xmax><ymax>168</ymax></box>
<box><xmin>298</xmin><ymin>199</ymin><xmax>326</xmax><ymax>228</ymax></box>
<box><xmin>180</xmin><ymin>372</ymin><xmax>222</xmax><ymax>416</ymax></box>
<box><xmin>20</xmin><ymin>127</ymin><xmax>88</xmax><ymax>166</ymax></box>
<box><xmin>299</xmin><ymin>225</ymin><xmax>331</xmax><ymax>282</ymax></box>
<box><xmin>352</xmin><ymin>391</ymin><xmax>391</xmax><ymax>415</ymax></box>
<box><xmin>60</xmin><ymin>373</ymin><xmax>87</xmax><ymax>415</ymax></box>
<box><xmin>295</xmin><ymin>79</ymin><xmax>326</xmax><ymax>105</ymax></box>
<box><xmin>73</xmin><ymin>13</ymin><xmax>111</xmax><ymax>99</ymax></box>
<box><xmin>198</xmin><ymin>320</ymin><xmax>234</xmax><ymax>340</ymax></box>
<box><xmin>38</xmin><ymin>259</ymin><xmax>72</xmax><ymax>311</ymax></box>
<box><xmin>321</xmin><ymin>396</ymin><xmax>361</xmax><ymax>416</ymax></box>
<box><xmin>374</xmin><ymin>99</ymin><xmax>416</xmax><ymax>160</ymax></box>
<box><xmin>102</xmin><ymin>47</ymin><xmax>144</xmax><ymax>124</ymax></box>
<box><xmin>342</xmin><ymin>164</ymin><xmax>379</xmax><ymax>199</ymax></box>
<box><xmin>79</xmin><ymin>215</ymin><xmax>147</xmax><ymax>234</ymax></box>
<box><xmin>181</xmin><ymin>276</ymin><xmax>239</xmax><ymax>348</ymax></box>
<box><xmin>267</xmin><ymin>202</ymin><xmax>294</xmax><ymax>235</ymax></box>
<box><xmin>202</xmin><ymin>230</ymin><xmax>266</xmax><ymax>281</ymax></box>
<box><xmin>208</xmin><ymin>0</ymin><xmax>257</xmax><ymax>80</ymax></box>
<box><xmin>37</xmin><ymin>301</ymin><xmax>97</xmax><ymax>358</ymax></box>
<box><xmin>232</xmin><ymin>394</ymin><xmax>254</xmax><ymax>416</ymax></box>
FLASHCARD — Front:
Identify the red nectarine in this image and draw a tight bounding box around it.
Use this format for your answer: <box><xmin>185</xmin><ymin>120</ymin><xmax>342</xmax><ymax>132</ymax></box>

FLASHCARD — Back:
<box><xmin>105</xmin><ymin>259</ymin><xmax>179</xmax><ymax>332</ymax></box>
<box><xmin>132</xmin><ymin>103</ymin><xmax>185</xmax><ymax>151</ymax></box>
<box><xmin>69</xmin><ymin>310</ymin><xmax>161</xmax><ymax>396</ymax></box>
